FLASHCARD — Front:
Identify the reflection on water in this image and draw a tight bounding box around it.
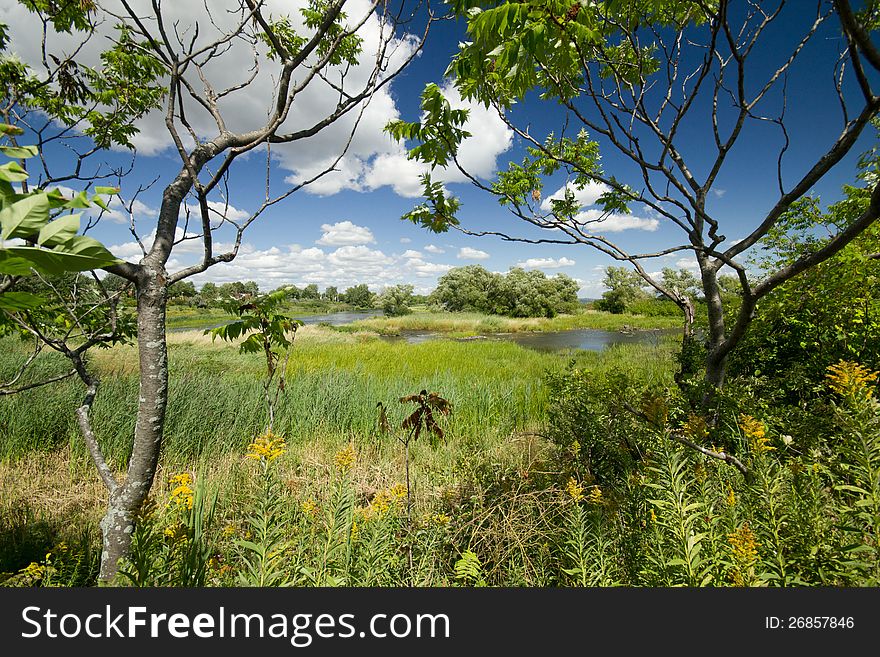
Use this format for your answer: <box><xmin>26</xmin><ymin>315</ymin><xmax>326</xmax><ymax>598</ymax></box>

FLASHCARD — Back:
<box><xmin>294</xmin><ymin>310</ymin><xmax>383</xmax><ymax>325</ymax></box>
<box><xmin>171</xmin><ymin>309</ymin><xmax>677</xmax><ymax>352</ymax></box>
<box><xmin>382</xmin><ymin>328</ymin><xmax>678</xmax><ymax>352</ymax></box>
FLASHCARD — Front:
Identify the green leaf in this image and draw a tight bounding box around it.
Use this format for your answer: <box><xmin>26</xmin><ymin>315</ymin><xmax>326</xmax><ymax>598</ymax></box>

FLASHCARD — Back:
<box><xmin>0</xmin><ymin>123</ymin><xmax>25</xmax><ymax>136</ymax></box>
<box><xmin>0</xmin><ymin>145</ymin><xmax>38</xmax><ymax>159</ymax></box>
<box><xmin>0</xmin><ymin>161</ymin><xmax>29</xmax><ymax>183</ymax></box>
<box><xmin>94</xmin><ymin>186</ymin><xmax>120</xmax><ymax>195</ymax></box>
<box><xmin>0</xmin><ymin>251</ymin><xmax>35</xmax><ymax>275</ymax></box>
<box><xmin>0</xmin><ymin>192</ymin><xmax>51</xmax><ymax>240</ymax></box>
<box><xmin>37</xmin><ymin>213</ymin><xmax>81</xmax><ymax>247</ymax></box>
<box><xmin>63</xmin><ymin>191</ymin><xmax>91</xmax><ymax>209</ymax></box>
<box><xmin>0</xmin><ymin>290</ymin><xmax>45</xmax><ymax>312</ymax></box>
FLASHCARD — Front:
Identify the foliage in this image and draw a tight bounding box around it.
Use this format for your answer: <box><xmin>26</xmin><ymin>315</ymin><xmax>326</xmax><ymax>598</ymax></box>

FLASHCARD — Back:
<box><xmin>593</xmin><ymin>266</ymin><xmax>649</xmax><ymax>314</ymax></box>
<box><xmin>431</xmin><ymin>265</ymin><xmax>579</xmax><ymax>317</ymax></box>
<box><xmin>0</xmin><ymin>124</ymin><xmax>120</xmax><ymax>315</ymax></box>
<box><xmin>207</xmin><ymin>288</ymin><xmax>301</xmax><ymax>430</ymax></box>
<box><xmin>378</xmin><ymin>284</ymin><xmax>414</xmax><ymax>317</ymax></box>
<box><xmin>341</xmin><ymin>283</ymin><xmax>375</xmax><ymax>308</ymax></box>
<box><xmin>730</xmin><ymin>191</ymin><xmax>880</xmax><ymax>397</ymax></box>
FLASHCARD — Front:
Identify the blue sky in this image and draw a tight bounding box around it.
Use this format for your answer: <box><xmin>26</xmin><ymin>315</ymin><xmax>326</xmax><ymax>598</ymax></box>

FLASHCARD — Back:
<box><xmin>4</xmin><ymin>1</ymin><xmax>876</xmax><ymax>297</ymax></box>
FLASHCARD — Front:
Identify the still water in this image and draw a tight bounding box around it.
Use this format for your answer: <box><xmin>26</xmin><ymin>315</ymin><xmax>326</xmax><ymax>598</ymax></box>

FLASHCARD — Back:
<box><xmin>182</xmin><ymin>310</ymin><xmax>674</xmax><ymax>353</ymax></box>
<box><xmin>381</xmin><ymin>327</ymin><xmax>675</xmax><ymax>352</ymax></box>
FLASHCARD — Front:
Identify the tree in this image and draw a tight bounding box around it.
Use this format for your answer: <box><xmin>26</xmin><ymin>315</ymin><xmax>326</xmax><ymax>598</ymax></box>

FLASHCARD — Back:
<box><xmin>379</xmin><ymin>283</ymin><xmax>414</xmax><ymax>316</ymax></box>
<box><xmin>594</xmin><ymin>266</ymin><xmax>648</xmax><ymax>314</ymax></box>
<box><xmin>301</xmin><ymin>283</ymin><xmax>320</xmax><ymax>300</ymax></box>
<box><xmin>431</xmin><ymin>264</ymin><xmax>578</xmax><ymax>316</ymax></box>
<box><xmin>2</xmin><ymin>0</ymin><xmax>432</xmax><ymax>580</ymax></box>
<box><xmin>342</xmin><ymin>283</ymin><xmax>374</xmax><ymax>307</ymax></box>
<box><xmin>388</xmin><ymin>0</ymin><xmax>880</xmax><ymax>394</ymax></box>
<box><xmin>493</xmin><ymin>267</ymin><xmax>578</xmax><ymax>317</ymax></box>
<box><xmin>730</xmin><ymin>183</ymin><xmax>880</xmax><ymax>392</ymax></box>
<box><xmin>167</xmin><ymin>280</ymin><xmax>196</xmax><ymax>300</ymax></box>
<box><xmin>431</xmin><ymin>264</ymin><xmax>500</xmax><ymax>312</ymax></box>
<box><xmin>324</xmin><ymin>285</ymin><xmax>338</xmax><ymax>302</ymax></box>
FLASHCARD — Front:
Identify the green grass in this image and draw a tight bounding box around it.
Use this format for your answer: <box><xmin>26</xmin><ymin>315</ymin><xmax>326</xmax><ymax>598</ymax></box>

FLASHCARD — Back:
<box><xmin>165</xmin><ymin>301</ymin><xmax>364</xmax><ymax>330</ymax></box>
<box><xmin>0</xmin><ymin>327</ymin><xmax>677</xmax><ymax>465</ymax></box>
<box><xmin>346</xmin><ymin>309</ymin><xmax>682</xmax><ymax>336</ymax></box>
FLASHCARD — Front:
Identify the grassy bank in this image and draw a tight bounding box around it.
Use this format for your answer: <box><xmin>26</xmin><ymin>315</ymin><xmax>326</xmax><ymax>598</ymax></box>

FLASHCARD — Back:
<box><xmin>346</xmin><ymin>309</ymin><xmax>682</xmax><ymax>336</ymax></box>
<box><xmin>0</xmin><ymin>327</ymin><xmax>678</xmax><ymax>465</ymax></box>
<box><xmin>0</xmin><ymin>327</ymin><xmax>678</xmax><ymax>584</ymax></box>
<box><xmin>165</xmin><ymin>301</ymin><xmax>364</xmax><ymax>330</ymax></box>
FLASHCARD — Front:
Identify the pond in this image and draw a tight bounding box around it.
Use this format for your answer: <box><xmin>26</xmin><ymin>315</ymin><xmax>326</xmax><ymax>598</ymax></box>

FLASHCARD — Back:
<box><xmin>174</xmin><ymin>309</ymin><xmax>677</xmax><ymax>353</ymax></box>
<box><xmin>380</xmin><ymin>327</ymin><xmax>677</xmax><ymax>352</ymax></box>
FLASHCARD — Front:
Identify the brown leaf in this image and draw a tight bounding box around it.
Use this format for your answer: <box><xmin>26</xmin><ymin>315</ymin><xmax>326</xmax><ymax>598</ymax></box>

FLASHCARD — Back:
<box><xmin>402</xmin><ymin>409</ymin><xmax>423</xmax><ymax>430</ymax></box>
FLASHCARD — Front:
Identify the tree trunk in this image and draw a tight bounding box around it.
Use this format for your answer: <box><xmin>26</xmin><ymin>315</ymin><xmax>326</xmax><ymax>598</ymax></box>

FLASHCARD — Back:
<box><xmin>98</xmin><ymin>262</ymin><xmax>169</xmax><ymax>581</ymax></box>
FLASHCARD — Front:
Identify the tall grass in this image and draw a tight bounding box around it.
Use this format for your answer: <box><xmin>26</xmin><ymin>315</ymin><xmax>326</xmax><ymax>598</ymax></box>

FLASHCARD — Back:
<box><xmin>0</xmin><ymin>329</ymin><xmax>677</xmax><ymax>465</ymax></box>
<box><xmin>347</xmin><ymin>310</ymin><xmax>682</xmax><ymax>335</ymax></box>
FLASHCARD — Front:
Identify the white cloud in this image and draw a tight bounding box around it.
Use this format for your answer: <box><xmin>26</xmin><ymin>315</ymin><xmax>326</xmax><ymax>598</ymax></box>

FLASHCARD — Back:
<box><xmin>399</xmin><ymin>237</ymin><xmax>412</xmax><ymax>244</ymax></box>
<box><xmin>316</xmin><ymin>220</ymin><xmax>375</xmax><ymax>246</ymax></box>
<box><xmin>539</xmin><ymin>181</ymin><xmax>661</xmax><ymax>233</ymax></box>
<box><xmin>712</xmin><ymin>189</ymin><xmax>727</xmax><ymax>198</ymax></box>
<box><xmin>357</xmin><ymin>82</ymin><xmax>514</xmax><ymax>198</ymax></box>
<box><xmin>4</xmin><ymin>0</ymin><xmax>425</xmax><ymax>199</ymax></box>
<box><xmin>675</xmin><ymin>257</ymin><xmax>699</xmax><ymax>271</ymax></box>
<box><xmin>457</xmin><ymin>247</ymin><xmax>490</xmax><ymax>260</ymax></box>
<box><xmin>516</xmin><ymin>257</ymin><xmax>576</xmax><ymax>269</ymax></box>
<box><xmin>423</xmin><ymin>244</ymin><xmax>445</xmax><ymax>254</ymax></box>
<box><xmin>540</xmin><ymin>181</ymin><xmax>609</xmax><ymax>212</ymax></box>
<box><xmin>402</xmin><ymin>249</ymin><xmax>424</xmax><ymax>259</ymax></box>
<box><xmin>575</xmin><ymin>209</ymin><xmax>660</xmax><ymax>232</ymax></box>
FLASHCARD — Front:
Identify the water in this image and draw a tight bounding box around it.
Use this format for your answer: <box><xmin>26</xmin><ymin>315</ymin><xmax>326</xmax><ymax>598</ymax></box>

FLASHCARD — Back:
<box><xmin>294</xmin><ymin>310</ymin><xmax>383</xmax><ymax>325</ymax></box>
<box><xmin>381</xmin><ymin>328</ymin><xmax>676</xmax><ymax>352</ymax></box>
<box><xmin>173</xmin><ymin>309</ymin><xmax>675</xmax><ymax>352</ymax></box>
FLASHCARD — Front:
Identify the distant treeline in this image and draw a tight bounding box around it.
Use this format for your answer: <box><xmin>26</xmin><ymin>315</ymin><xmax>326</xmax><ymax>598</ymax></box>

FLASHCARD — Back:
<box><xmin>152</xmin><ymin>265</ymin><xmax>581</xmax><ymax>318</ymax></box>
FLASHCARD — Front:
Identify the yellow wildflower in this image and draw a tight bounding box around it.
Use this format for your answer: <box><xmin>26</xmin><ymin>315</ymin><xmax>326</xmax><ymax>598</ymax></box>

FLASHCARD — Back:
<box><xmin>641</xmin><ymin>395</ymin><xmax>668</xmax><ymax>426</ymax></box>
<box><xmin>390</xmin><ymin>484</ymin><xmax>408</xmax><ymax>499</ymax></box>
<box><xmin>826</xmin><ymin>360</ymin><xmax>878</xmax><ymax>399</ymax></box>
<box><xmin>301</xmin><ymin>499</ymin><xmax>318</xmax><ymax>516</ymax></box>
<box><xmin>350</xmin><ymin>520</ymin><xmax>359</xmax><ymax>543</ymax></box>
<box><xmin>246</xmin><ymin>430</ymin><xmax>287</xmax><ymax>463</ymax></box>
<box><xmin>334</xmin><ymin>444</ymin><xmax>356</xmax><ymax>473</ymax></box>
<box><xmin>683</xmin><ymin>414</ymin><xmax>708</xmax><ymax>441</ymax></box>
<box><xmin>365</xmin><ymin>490</ymin><xmax>392</xmax><ymax>519</ymax></box>
<box><xmin>740</xmin><ymin>415</ymin><xmax>774</xmax><ymax>454</ymax></box>
<box><xmin>432</xmin><ymin>513</ymin><xmax>451</xmax><ymax>526</ymax></box>
<box><xmin>21</xmin><ymin>561</ymin><xmax>45</xmax><ymax>580</ymax></box>
<box><xmin>587</xmin><ymin>486</ymin><xmax>604</xmax><ymax>505</ymax></box>
<box><xmin>726</xmin><ymin>488</ymin><xmax>736</xmax><ymax>507</ymax></box>
<box><xmin>222</xmin><ymin>523</ymin><xmax>237</xmax><ymax>537</ymax></box>
<box><xmin>728</xmin><ymin>522</ymin><xmax>760</xmax><ymax>586</ymax></box>
<box><xmin>163</xmin><ymin>522</ymin><xmax>188</xmax><ymax>542</ymax></box>
<box><xmin>565</xmin><ymin>476</ymin><xmax>584</xmax><ymax>502</ymax></box>
<box><xmin>649</xmin><ymin>508</ymin><xmax>657</xmax><ymax>524</ymax></box>
<box><xmin>168</xmin><ymin>472</ymin><xmax>194</xmax><ymax>510</ymax></box>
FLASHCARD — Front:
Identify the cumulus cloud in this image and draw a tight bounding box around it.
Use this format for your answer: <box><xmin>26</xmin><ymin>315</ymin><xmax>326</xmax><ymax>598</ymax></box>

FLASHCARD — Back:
<box><xmin>316</xmin><ymin>220</ymin><xmax>375</xmax><ymax>246</ymax></box>
<box><xmin>457</xmin><ymin>247</ymin><xmax>490</xmax><ymax>260</ymax></box>
<box><xmin>114</xmin><ymin>231</ymin><xmax>458</xmax><ymax>291</ymax></box>
<box><xmin>423</xmin><ymin>244</ymin><xmax>445</xmax><ymax>254</ymax></box>
<box><xmin>540</xmin><ymin>182</ymin><xmax>660</xmax><ymax>233</ymax></box>
<box><xmin>516</xmin><ymin>257</ymin><xmax>576</xmax><ymax>269</ymax></box>
<box><xmin>540</xmin><ymin>181</ymin><xmax>609</xmax><ymax>212</ymax></box>
<box><xmin>574</xmin><ymin>209</ymin><xmax>660</xmax><ymax>232</ymax></box>
<box><xmin>357</xmin><ymin>82</ymin><xmax>514</xmax><ymax>198</ymax></box>
<box><xmin>3</xmin><ymin>0</ymin><xmax>426</xmax><ymax>198</ymax></box>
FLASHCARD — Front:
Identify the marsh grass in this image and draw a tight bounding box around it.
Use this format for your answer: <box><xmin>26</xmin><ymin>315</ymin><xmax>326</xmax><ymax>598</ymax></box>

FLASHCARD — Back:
<box><xmin>0</xmin><ymin>328</ymin><xmax>677</xmax><ymax>464</ymax></box>
<box><xmin>0</xmin><ymin>325</ymin><xmax>678</xmax><ymax>585</ymax></box>
<box><xmin>346</xmin><ymin>310</ymin><xmax>682</xmax><ymax>335</ymax></box>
